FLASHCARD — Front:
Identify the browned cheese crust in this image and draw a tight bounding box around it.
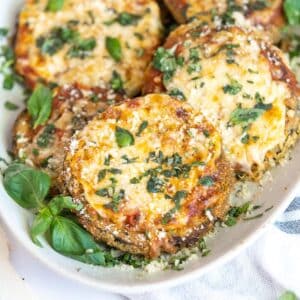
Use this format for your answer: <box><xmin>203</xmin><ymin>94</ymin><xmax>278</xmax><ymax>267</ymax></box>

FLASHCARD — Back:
<box><xmin>62</xmin><ymin>94</ymin><xmax>234</xmax><ymax>258</ymax></box>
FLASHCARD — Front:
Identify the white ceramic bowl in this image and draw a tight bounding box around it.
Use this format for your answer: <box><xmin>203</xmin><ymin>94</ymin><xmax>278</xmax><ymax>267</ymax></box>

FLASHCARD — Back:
<box><xmin>0</xmin><ymin>0</ymin><xmax>299</xmax><ymax>294</ymax></box>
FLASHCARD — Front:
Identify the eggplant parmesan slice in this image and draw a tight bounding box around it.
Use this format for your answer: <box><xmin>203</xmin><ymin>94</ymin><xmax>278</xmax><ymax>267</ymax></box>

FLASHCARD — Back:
<box><xmin>15</xmin><ymin>0</ymin><xmax>163</xmax><ymax>97</ymax></box>
<box><xmin>63</xmin><ymin>94</ymin><xmax>234</xmax><ymax>258</ymax></box>
<box><xmin>143</xmin><ymin>25</ymin><xmax>300</xmax><ymax>180</ymax></box>
<box><xmin>163</xmin><ymin>0</ymin><xmax>284</xmax><ymax>25</ymax></box>
<box><xmin>13</xmin><ymin>85</ymin><xmax>121</xmax><ymax>190</ymax></box>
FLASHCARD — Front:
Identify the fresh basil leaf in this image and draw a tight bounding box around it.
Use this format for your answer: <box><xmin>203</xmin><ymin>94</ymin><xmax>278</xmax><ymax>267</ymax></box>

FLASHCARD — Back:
<box><xmin>46</xmin><ymin>0</ymin><xmax>65</xmax><ymax>12</ymax></box>
<box><xmin>30</xmin><ymin>207</ymin><xmax>53</xmax><ymax>246</ymax></box>
<box><xmin>105</xmin><ymin>37</ymin><xmax>122</xmax><ymax>62</ymax></box>
<box><xmin>27</xmin><ymin>85</ymin><xmax>53</xmax><ymax>129</ymax></box>
<box><xmin>284</xmin><ymin>0</ymin><xmax>300</xmax><ymax>25</ymax></box>
<box><xmin>50</xmin><ymin>216</ymin><xmax>106</xmax><ymax>265</ymax></box>
<box><xmin>279</xmin><ymin>291</ymin><xmax>297</xmax><ymax>300</ymax></box>
<box><xmin>48</xmin><ymin>195</ymin><xmax>82</xmax><ymax>215</ymax></box>
<box><xmin>3</xmin><ymin>163</ymin><xmax>50</xmax><ymax>209</ymax></box>
<box><xmin>115</xmin><ymin>126</ymin><xmax>134</xmax><ymax>147</ymax></box>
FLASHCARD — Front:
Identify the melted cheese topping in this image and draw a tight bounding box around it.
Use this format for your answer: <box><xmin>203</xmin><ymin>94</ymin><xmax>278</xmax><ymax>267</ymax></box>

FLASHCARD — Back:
<box><xmin>152</xmin><ymin>26</ymin><xmax>297</xmax><ymax>175</ymax></box>
<box><xmin>15</xmin><ymin>0</ymin><xmax>163</xmax><ymax>96</ymax></box>
<box><xmin>67</xmin><ymin>94</ymin><xmax>224</xmax><ymax>233</ymax></box>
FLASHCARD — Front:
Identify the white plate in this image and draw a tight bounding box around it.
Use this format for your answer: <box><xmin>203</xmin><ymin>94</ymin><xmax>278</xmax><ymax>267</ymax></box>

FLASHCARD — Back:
<box><xmin>0</xmin><ymin>0</ymin><xmax>300</xmax><ymax>294</ymax></box>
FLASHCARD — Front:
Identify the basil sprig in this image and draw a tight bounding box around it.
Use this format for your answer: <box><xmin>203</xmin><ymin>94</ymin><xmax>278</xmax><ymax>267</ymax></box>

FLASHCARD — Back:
<box><xmin>27</xmin><ymin>85</ymin><xmax>53</xmax><ymax>129</ymax></box>
<box><xmin>3</xmin><ymin>162</ymin><xmax>50</xmax><ymax>209</ymax></box>
<box><xmin>46</xmin><ymin>0</ymin><xmax>65</xmax><ymax>12</ymax></box>
<box><xmin>284</xmin><ymin>0</ymin><xmax>300</xmax><ymax>25</ymax></box>
<box><xmin>2</xmin><ymin>162</ymin><xmax>115</xmax><ymax>265</ymax></box>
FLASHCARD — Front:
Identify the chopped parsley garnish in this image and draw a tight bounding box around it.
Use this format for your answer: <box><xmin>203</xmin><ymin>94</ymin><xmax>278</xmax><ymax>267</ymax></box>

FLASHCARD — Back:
<box><xmin>0</xmin><ymin>28</ymin><xmax>8</xmax><ymax>37</ymax></box>
<box><xmin>104</xmin><ymin>154</ymin><xmax>112</xmax><ymax>166</ymax></box>
<box><xmin>161</xmin><ymin>190</ymin><xmax>188</xmax><ymax>224</ymax></box>
<box><xmin>97</xmin><ymin>169</ymin><xmax>107</xmax><ymax>181</ymax></box>
<box><xmin>106</xmin><ymin>37</ymin><xmax>122</xmax><ymax>62</ymax></box>
<box><xmin>136</xmin><ymin>120</ymin><xmax>148</xmax><ymax>136</ymax></box>
<box><xmin>36</xmin><ymin>26</ymin><xmax>79</xmax><ymax>56</ymax></box>
<box><xmin>67</xmin><ymin>38</ymin><xmax>96</xmax><ymax>59</ymax></box>
<box><xmin>224</xmin><ymin>201</ymin><xmax>251</xmax><ymax>226</ymax></box>
<box><xmin>120</xmin><ymin>155</ymin><xmax>137</xmax><ymax>165</ymax></box>
<box><xmin>115</xmin><ymin>126</ymin><xmax>134</xmax><ymax>148</ymax></box>
<box><xmin>0</xmin><ymin>42</ymin><xmax>22</xmax><ymax>90</ymax></box>
<box><xmin>168</xmin><ymin>88</ymin><xmax>186</xmax><ymax>101</ymax></box>
<box><xmin>152</xmin><ymin>47</ymin><xmax>184</xmax><ymax>84</ymax></box>
<box><xmin>198</xmin><ymin>176</ymin><xmax>214</xmax><ymax>187</ymax></box>
<box><xmin>198</xmin><ymin>238</ymin><xmax>211</xmax><ymax>257</ymax></box>
<box><xmin>96</xmin><ymin>178</ymin><xmax>125</xmax><ymax>212</ymax></box>
<box><xmin>223</xmin><ymin>79</ymin><xmax>242</xmax><ymax>95</ymax></box>
<box><xmin>105</xmin><ymin>12</ymin><xmax>142</xmax><ymax>26</ymax></box>
<box><xmin>228</xmin><ymin>102</ymin><xmax>272</xmax><ymax>127</ymax></box>
<box><xmin>110</xmin><ymin>71</ymin><xmax>123</xmax><ymax>92</ymax></box>
<box><xmin>187</xmin><ymin>47</ymin><xmax>201</xmax><ymax>74</ymax></box>
<box><xmin>4</xmin><ymin>101</ymin><xmax>18</xmax><ymax>111</ymax></box>
<box><xmin>147</xmin><ymin>176</ymin><xmax>165</xmax><ymax>193</ymax></box>
<box><xmin>37</xmin><ymin>124</ymin><xmax>56</xmax><ymax>148</ymax></box>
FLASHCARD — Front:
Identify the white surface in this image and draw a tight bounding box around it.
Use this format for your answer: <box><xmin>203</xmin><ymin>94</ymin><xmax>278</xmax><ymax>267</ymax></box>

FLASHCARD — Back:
<box><xmin>1</xmin><ymin>0</ymin><xmax>300</xmax><ymax>295</ymax></box>
<box><xmin>1</xmin><ymin>220</ymin><xmax>299</xmax><ymax>300</ymax></box>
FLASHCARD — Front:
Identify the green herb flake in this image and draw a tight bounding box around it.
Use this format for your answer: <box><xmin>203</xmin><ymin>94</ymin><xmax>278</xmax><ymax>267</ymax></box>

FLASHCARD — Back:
<box><xmin>4</xmin><ymin>101</ymin><xmax>18</xmax><ymax>111</ymax></box>
<box><xmin>121</xmin><ymin>155</ymin><xmax>138</xmax><ymax>164</ymax></box>
<box><xmin>136</xmin><ymin>120</ymin><xmax>148</xmax><ymax>136</ymax></box>
<box><xmin>198</xmin><ymin>176</ymin><xmax>214</xmax><ymax>187</ymax></box>
<box><xmin>110</xmin><ymin>71</ymin><xmax>123</xmax><ymax>92</ymax></box>
<box><xmin>98</xmin><ymin>170</ymin><xmax>107</xmax><ymax>182</ymax></box>
<box><xmin>115</xmin><ymin>126</ymin><xmax>135</xmax><ymax>148</ymax></box>
<box><xmin>3</xmin><ymin>74</ymin><xmax>14</xmax><ymax>90</ymax></box>
<box><xmin>37</xmin><ymin>124</ymin><xmax>56</xmax><ymax>148</ymax></box>
<box><xmin>67</xmin><ymin>38</ymin><xmax>96</xmax><ymax>59</ymax></box>
<box><xmin>228</xmin><ymin>107</ymin><xmax>266</xmax><ymax>127</ymax></box>
<box><xmin>223</xmin><ymin>79</ymin><xmax>242</xmax><ymax>95</ymax></box>
<box><xmin>152</xmin><ymin>47</ymin><xmax>183</xmax><ymax>84</ymax></box>
<box><xmin>106</xmin><ymin>37</ymin><xmax>122</xmax><ymax>62</ymax></box>
<box><xmin>168</xmin><ymin>88</ymin><xmax>186</xmax><ymax>101</ymax></box>
<box><xmin>147</xmin><ymin>176</ymin><xmax>164</xmax><ymax>193</ymax></box>
<box><xmin>0</xmin><ymin>28</ymin><xmax>8</xmax><ymax>37</ymax></box>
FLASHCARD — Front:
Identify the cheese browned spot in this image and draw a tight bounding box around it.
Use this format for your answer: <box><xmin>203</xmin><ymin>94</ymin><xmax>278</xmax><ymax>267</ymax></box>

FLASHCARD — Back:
<box><xmin>13</xmin><ymin>85</ymin><xmax>121</xmax><ymax>191</ymax></box>
<box><xmin>15</xmin><ymin>0</ymin><xmax>163</xmax><ymax>96</ymax></box>
<box><xmin>143</xmin><ymin>25</ymin><xmax>300</xmax><ymax>180</ymax></box>
<box><xmin>63</xmin><ymin>94</ymin><xmax>234</xmax><ymax>258</ymax></box>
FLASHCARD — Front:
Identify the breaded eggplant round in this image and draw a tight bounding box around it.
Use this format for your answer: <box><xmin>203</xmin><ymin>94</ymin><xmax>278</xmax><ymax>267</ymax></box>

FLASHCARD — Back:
<box><xmin>15</xmin><ymin>0</ymin><xmax>163</xmax><ymax>96</ymax></box>
<box><xmin>143</xmin><ymin>25</ymin><xmax>300</xmax><ymax>179</ymax></box>
<box><xmin>163</xmin><ymin>0</ymin><xmax>284</xmax><ymax>26</ymax></box>
<box><xmin>63</xmin><ymin>94</ymin><xmax>234</xmax><ymax>258</ymax></box>
<box><xmin>13</xmin><ymin>85</ymin><xmax>121</xmax><ymax>190</ymax></box>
